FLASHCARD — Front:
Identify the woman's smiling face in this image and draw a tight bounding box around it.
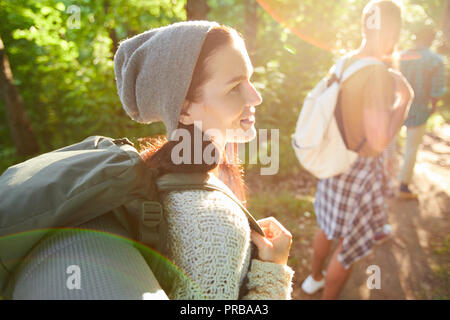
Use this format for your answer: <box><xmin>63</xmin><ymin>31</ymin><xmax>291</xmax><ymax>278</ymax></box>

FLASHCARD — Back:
<box><xmin>180</xmin><ymin>32</ymin><xmax>262</xmax><ymax>148</ymax></box>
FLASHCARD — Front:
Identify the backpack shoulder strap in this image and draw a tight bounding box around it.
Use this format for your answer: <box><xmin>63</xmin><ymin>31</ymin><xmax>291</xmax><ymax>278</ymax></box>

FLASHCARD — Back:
<box><xmin>327</xmin><ymin>55</ymin><xmax>382</xmax><ymax>88</ymax></box>
<box><xmin>327</xmin><ymin>56</ymin><xmax>348</xmax><ymax>87</ymax></box>
<box><xmin>341</xmin><ymin>57</ymin><xmax>385</xmax><ymax>83</ymax></box>
<box><xmin>155</xmin><ymin>172</ymin><xmax>265</xmax><ymax>237</ymax></box>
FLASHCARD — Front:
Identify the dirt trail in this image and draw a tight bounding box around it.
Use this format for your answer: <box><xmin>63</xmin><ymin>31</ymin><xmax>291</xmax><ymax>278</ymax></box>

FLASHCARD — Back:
<box><xmin>290</xmin><ymin>124</ymin><xmax>450</xmax><ymax>300</ymax></box>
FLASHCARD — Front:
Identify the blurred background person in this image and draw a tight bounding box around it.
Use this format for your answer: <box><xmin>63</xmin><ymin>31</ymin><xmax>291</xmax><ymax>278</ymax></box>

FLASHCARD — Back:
<box><xmin>397</xmin><ymin>25</ymin><xmax>447</xmax><ymax>199</ymax></box>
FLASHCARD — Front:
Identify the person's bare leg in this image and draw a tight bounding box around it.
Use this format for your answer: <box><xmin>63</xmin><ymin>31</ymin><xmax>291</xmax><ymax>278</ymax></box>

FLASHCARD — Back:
<box><xmin>311</xmin><ymin>229</ymin><xmax>332</xmax><ymax>281</ymax></box>
<box><xmin>321</xmin><ymin>239</ymin><xmax>352</xmax><ymax>300</ymax></box>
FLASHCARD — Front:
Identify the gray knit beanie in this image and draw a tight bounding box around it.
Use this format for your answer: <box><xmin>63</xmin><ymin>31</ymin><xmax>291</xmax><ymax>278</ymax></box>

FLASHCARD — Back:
<box><xmin>114</xmin><ymin>21</ymin><xmax>219</xmax><ymax>139</ymax></box>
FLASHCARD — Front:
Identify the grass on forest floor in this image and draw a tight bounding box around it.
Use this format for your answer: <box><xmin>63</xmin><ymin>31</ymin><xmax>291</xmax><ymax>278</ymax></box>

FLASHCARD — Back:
<box><xmin>429</xmin><ymin>235</ymin><xmax>450</xmax><ymax>300</ymax></box>
<box><xmin>247</xmin><ymin>192</ymin><xmax>318</xmax><ymax>271</ymax></box>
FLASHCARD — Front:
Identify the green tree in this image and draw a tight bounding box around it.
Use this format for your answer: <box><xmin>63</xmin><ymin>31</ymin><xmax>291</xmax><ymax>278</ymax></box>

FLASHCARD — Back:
<box><xmin>0</xmin><ymin>0</ymin><xmax>186</xmax><ymax>171</ymax></box>
<box><xmin>0</xmin><ymin>0</ymin><xmax>448</xmax><ymax>175</ymax></box>
<box><xmin>0</xmin><ymin>36</ymin><xmax>39</xmax><ymax>156</ymax></box>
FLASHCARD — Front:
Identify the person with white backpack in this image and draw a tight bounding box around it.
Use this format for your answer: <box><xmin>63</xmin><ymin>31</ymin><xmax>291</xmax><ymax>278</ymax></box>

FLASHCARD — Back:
<box><xmin>293</xmin><ymin>0</ymin><xmax>413</xmax><ymax>299</ymax></box>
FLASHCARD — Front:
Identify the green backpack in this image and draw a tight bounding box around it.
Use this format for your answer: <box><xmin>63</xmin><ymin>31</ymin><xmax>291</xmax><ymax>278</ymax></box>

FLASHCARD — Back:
<box><xmin>0</xmin><ymin>135</ymin><xmax>264</xmax><ymax>299</ymax></box>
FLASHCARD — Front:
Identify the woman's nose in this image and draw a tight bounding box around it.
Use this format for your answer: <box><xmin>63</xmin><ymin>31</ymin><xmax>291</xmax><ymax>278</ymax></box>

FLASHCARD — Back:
<box><xmin>246</xmin><ymin>82</ymin><xmax>262</xmax><ymax>107</ymax></box>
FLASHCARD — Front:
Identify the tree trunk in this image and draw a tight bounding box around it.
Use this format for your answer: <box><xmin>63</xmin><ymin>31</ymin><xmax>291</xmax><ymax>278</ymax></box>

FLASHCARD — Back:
<box><xmin>244</xmin><ymin>0</ymin><xmax>259</xmax><ymax>58</ymax></box>
<box><xmin>108</xmin><ymin>28</ymin><xmax>119</xmax><ymax>55</ymax></box>
<box><xmin>443</xmin><ymin>0</ymin><xmax>450</xmax><ymax>43</ymax></box>
<box><xmin>186</xmin><ymin>0</ymin><xmax>210</xmax><ymax>21</ymax></box>
<box><xmin>103</xmin><ymin>0</ymin><xmax>119</xmax><ymax>56</ymax></box>
<box><xmin>0</xmin><ymin>36</ymin><xmax>40</xmax><ymax>156</ymax></box>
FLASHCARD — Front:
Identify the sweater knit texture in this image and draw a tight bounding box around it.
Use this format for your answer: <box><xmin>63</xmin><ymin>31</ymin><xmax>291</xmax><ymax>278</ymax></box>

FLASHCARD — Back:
<box><xmin>162</xmin><ymin>189</ymin><xmax>294</xmax><ymax>300</ymax></box>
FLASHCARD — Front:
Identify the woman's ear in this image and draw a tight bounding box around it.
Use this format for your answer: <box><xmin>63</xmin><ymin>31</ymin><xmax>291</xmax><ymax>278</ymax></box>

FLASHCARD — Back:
<box><xmin>179</xmin><ymin>100</ymin><xmax>194</xmax><ymax>125</ymax></box>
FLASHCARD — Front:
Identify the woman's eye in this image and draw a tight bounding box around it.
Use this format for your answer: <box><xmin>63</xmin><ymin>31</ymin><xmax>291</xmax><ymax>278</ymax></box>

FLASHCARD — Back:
<box><xmin>230</xmin><ymin>84</ymin><xmax>240</xmax><ymax>94</ymax></box>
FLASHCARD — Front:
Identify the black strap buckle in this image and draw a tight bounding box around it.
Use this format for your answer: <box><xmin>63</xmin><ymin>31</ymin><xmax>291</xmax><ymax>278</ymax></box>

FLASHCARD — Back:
<box><xmin>327</xmin><ymin>73</ymin><xmax>341</xmax><ymax>87</ymax></box>
<box><xmin>141</xmin><ymin>201</ymin><xmax>163</xmax><ymax>228</ymax></box>
<box><xmin>113</xmin><ymin>138</ymin><xmax>134</xmax><ymax>147</ymax></box>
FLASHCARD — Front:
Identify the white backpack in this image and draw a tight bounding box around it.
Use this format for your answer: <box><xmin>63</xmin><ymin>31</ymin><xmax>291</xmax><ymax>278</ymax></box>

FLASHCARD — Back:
<box><xmin>292</xmin><ymin>56</ymin><xmax>385</xmax><ymax>179</ymax></box>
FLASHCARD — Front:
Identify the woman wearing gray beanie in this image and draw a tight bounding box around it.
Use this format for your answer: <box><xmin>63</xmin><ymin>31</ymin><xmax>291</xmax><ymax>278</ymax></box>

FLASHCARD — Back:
<box><xmin>128</xmin><ymin>21</ymin><xmax>294</xmax><ymax>300</ymax></box>
<box><xmin>11</xmin><ymin>21</ymin><xmax>294</xmax><ymax>300</ymax></box>
<box><xmin>119</xmin><ymin>21</ymin><xmax>294</xmax><ymax>299</ymax></box>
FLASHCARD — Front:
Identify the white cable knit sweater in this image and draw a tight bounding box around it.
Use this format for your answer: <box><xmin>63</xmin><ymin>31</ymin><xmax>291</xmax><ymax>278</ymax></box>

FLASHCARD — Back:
<box><xmin>161</xmin><ymin>189</ymin><xmax>294</xmax><ymax>300</ymax></box>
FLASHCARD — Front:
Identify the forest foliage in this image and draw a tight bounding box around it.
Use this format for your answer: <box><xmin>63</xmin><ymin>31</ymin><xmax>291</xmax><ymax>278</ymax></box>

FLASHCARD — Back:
<box><xmin>0</xmin><ymin>0</ymin><xmax>448</xmax><ymax>176</ymax></box>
